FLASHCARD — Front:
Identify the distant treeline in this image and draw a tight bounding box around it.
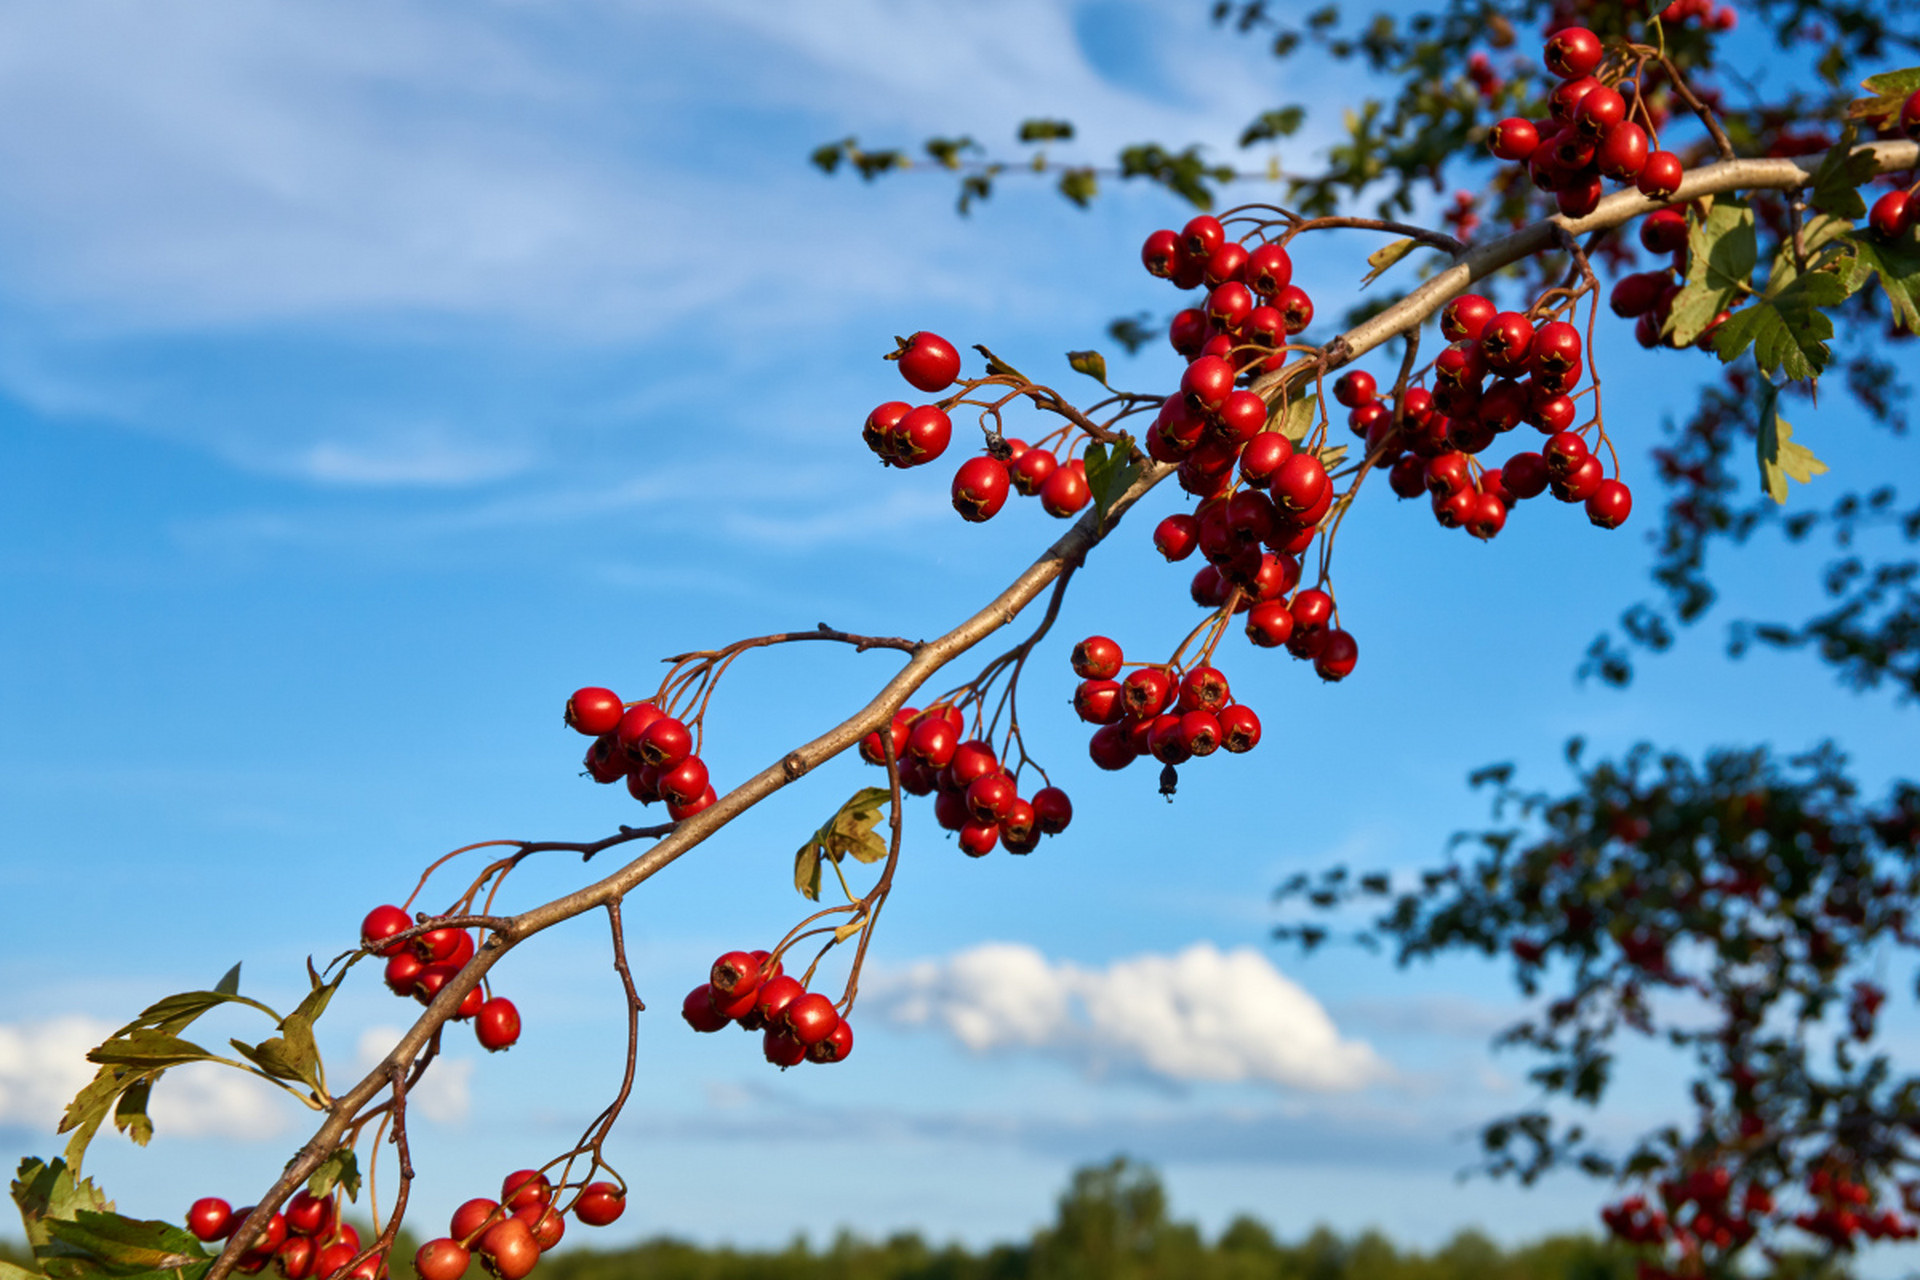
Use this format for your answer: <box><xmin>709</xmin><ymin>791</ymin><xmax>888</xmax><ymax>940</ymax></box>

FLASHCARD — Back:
<box><xmin>2</xmin><ymin>1159</ymin><xmax>1851</xmax><ymax>1280</ymax></box>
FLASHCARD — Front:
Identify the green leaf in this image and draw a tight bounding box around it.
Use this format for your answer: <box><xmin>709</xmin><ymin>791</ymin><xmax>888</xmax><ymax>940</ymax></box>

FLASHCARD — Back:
<box><xmin>1861</xmin><ymin>66</ymin><xmax>1920</xmax><ymax>97</ymax></box>
<box><xmin>1756</xmin><ymin>388</ymin><xmax>1828</xmax><ymax>504</ymax></box>
<box><xmin>1016</xmin><ymin>118</ymin><xmax>1075</xmax><ymax>143</ymax></box>
<box><xmin>307</xmin><ymin>1149</ymin><xmax>360</xmax><ymax>1203</ymax></box>
<box><xmin>0</xmin><ymin>1260</ymin><xmax>47</xmax><ymax>1280</ymax></box>
<box><xmin>85</xmin><ymin>1033</ymin><xmax>221</xmax><ymax>1073</ymax></box>
<box><xmin>1842</xmin><ymin>230</ymin><xmax>1920</xmax><ymax>334</ymax></box>
<box><xmin>45</xmin><ymin>1213</ymin><xmax>206</xmax><ymax>1272</ymax></box>
<box><xmin>12</xmin><ymin>1159</ymin><xmax>113</xmax><ymax>1251</ymax></box>
<box><xmin>1807</xmin><ymin>126</ymin><xmax>1877</xmax><ymax>220</ymax></box>
<box><xmin>1665</xmin><ymin>199</ymin><xmax>1755</xmax><ymax>346</ymax></box>
<box><xmin>1085</xmin><ymin>434</ymin><xmax>1142</xmax><ymax>518</ymax></box>
<box><xmin>1239</xmin><ymin>106</ymin><xmax>1305</xmax><ymax>147</ymax></box>
<box><xmin>1056</xmin><ymin>168</ymin><xmax>1098</xmax><ymax>207</ymax></box>
<box><xmin>212</xmin><ymin>965</ymin><xmax>241</xmax><ymax>997</ymax></box>
<box><xmin>1711</xmin><ymin>270</ymin><xmax>1848</xmax><ymax>380</ymax></box>
<box><xmin>1272</xmin><ymin>394</ymin><xmax>1320</xmax><ymax>442</ymax></box>
<box><xmin>1066</xmin><ymin>350</ymin><xmax>1109</xmax><ymax>385</ymax></box>
<box><xmin>1359</xmin><ymin>237</ymin><xmax>1416</xmax><ymax>288</ymax></box>
<box><xmin>1848</xmin><ymin>66</ymin><xmax>1920</xmax><ymax>129</ymax></box>
<box><xmin>794</xmin><ymin>787</ymin><xmax>894</xmax><ymax>901</ymax></box>
<box><xmin>109</xmin><ymin>1083</ymin><xmax>152</xmax><ymax>1149</ymax></box>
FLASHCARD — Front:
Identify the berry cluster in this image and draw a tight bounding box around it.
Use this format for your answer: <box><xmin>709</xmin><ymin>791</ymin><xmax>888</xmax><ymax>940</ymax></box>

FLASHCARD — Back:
<box><xmin>185</xmin><ymin>1191</ymin><xmax>373</xmax><ymax>1279</ymax></box>
<box><xmin>1486</xmin><ymin>26</ymin><xmax>1682</xmax><ymax>218</ymax></box>
<box><xmin>361</xmin><ymin>905</ymin><xmax>521</xmax><ymax>1053</ymax></box>
<box><xmin>1071</xmin><ymin>636</ymin><xmax>1269</xmax><ymax>772</ymax></box>
<box><xmin>565</xmin><ymin>686</ymin><xmax>717</xmax><ymax>821</ymax></box>
<box><xmin>680</xmin><ymin>949</ymin><xmax>855</xmax><ymax>1067</ymax></box>
<box><xmin>414</xmin><ymin>1171</ymin><xmax>626</xmax><ymax>1280</ymax></box>
<box><xmin>860</xmin><ymin>707</ymin><xmax>1073</xmax><ymax>856</ymax></box>
<box><xmin>1793</xmin><ymin>1167</ymin><xmax>1916</xmax><ymax>1247</ymax></box>
<box><xmin>1339</xmin><ymin>298</ymin><xmax>1632</xmax><ymax>533</ymax></box>
<box><xmin>860</xmin><ymin>331</ymin><xmax>1098</xmax><ymax>524</ymax></box>
<box><xmin>1652</xmin><ymin>0</ymin><xmax>1737</xmax><ymax>30</ymax></box>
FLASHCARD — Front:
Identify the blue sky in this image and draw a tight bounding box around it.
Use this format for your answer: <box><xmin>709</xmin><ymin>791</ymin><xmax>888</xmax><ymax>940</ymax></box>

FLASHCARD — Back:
<box><xmin>2</xmin><ymin>0</ymin><xmax>1917</xmax><ymax>1267</ymax></box>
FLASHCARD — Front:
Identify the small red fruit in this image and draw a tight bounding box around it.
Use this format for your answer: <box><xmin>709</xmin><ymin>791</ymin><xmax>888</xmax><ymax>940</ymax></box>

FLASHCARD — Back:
<box><xmin>1219</xmin><ymin>704</ymin><xmax>1262</xmax><ymax>753</ymax></box>
<box><xmin>1870</xmin><ymin>191</ymin><xmax>1912</xmax><ymax>240</ymax></box>
<box><xmin>1488</xmin><ymin>118</ymin><xmax>1540</xmax><ymax>161</ymax></box>
<box><xmin>958</xmin><ymin>820</ymin><xmax>999</xmax><ymax>857</ymax></box>
<box><xmin>511</xmin><ymin>1206</ymin><xmax>564</xmax><ymax>1253</ymax></box>
<box><xmin>475</xmin><ymin>998</ymin><xmax>521</xmax><ymax>1052</ymax></box>
<box><xmin>1038</xmin><ymin>464</ymin><xmax>1091</xmax><ymax>517</ymax></box>
<box><xmin>286</xmin><ymin>1191</ymin><xmax>333</xmax><ymax>1239</ymax></box>
<box><xmin>1333</xmin><ymin>370</ymin><xmax>1377</xmax><ymax>408</ymax></box>
<box><xmin>952</xmin><ymin>456</ymin><xmax>1011</xmax><ymax>522</ymax></box>
<box><xmin>361</xmin><ymin>905</ymin><xmax>412</xmax><ymax>958</ymax></box>
<box><xmin>573</xmin><ymin>1184</ymin><xmax>626</xmax><ymax>1228</ymax></box>
<box><xmin>752</xmin><ymin>975</ymin><xmax>806</xmax><ymax>1029</ymax></box>
<box><xmin>894</xmin><ymin>405</ymin><xmax>953</xmax><ymax>466</ymax></box>
<box><xmin>1638</xmin><ymin>151</ymin><xmax>1684</xmax><ymax>200</ymax></box>
<box><xmin>1071</xmin><ymin>635</ymin><xmax>1123</xmax><ymax>679</ymax></box>
<box><xmin>785</xmin><ymin>992</ymin><xmax>842</xmax><ymax>1045</ymax></box>
<box><xmin>1587</xmin><ymin>478</ymin><xmax>1633</xmax><ymax>528</ymax></box>
<box><xmin>1544</xmin><ymin>26</ymin><xmax>1603</xmax><ymax>79</ymax></box>
<box><xmin>564</xmin><ymin>688</ymin><xmax>623</xmax><ymax>737</ymax></box>
<box><xmin>1180</xmin><ymin>215</ymin><xmax>1226</xmax><ymax>260</ymax></box>
<box><xmin>1274</xmin><ymin>285</ymin><xmax>1314</xmax><ymax>333</ymax></box>
<box><xmin>189</xmin><ymin>1198</ymin><xmax>235</xmax><ymax>1242</ymax></box>
<box><xmin>503</xmin><ymin>1172</ymin><xmax>552</xmax><ymax>1212</ymax></box>
<box><xmin>476</xmin><ymin>1218</ymin><xmax>540</xmax><ymax>1280</ymax></box>
<box><xmin>1121</xmin><ymin>667</ymin><xmax>1173</xmax><ymax>719</ymax></box>
<box><xmin>809</xmin><ymin>1019</ymin><xmax>855</xmax><ymax>1063</ymax></box>
<box><xmin>1314</xmin><ymin>630</ymin><xmax>1359</xmax><ymax>681</ymax></box>
<box><xmin>1244</xmin><ymin>243</ymin><xmax>1293</xmax><ymax>296</ymax></box>
<box><xmin>1009</xmin><ymin>447</ymin><xmax>1058</xmax><ymax>496</ymax></box>
<box><xmin>1141</xmin><ymin>229</ymin><xmax>1179</xmax><ymax>277</ymax></box>
<box><xmin>450</xmin><ymin>1200</ymin><xmax>503</xmax><ymax>1245</ymax></box>
<box><xmin>1154</xmin><ymin>514</ymin><xmax>1199</xmax><ymax>561</ymax></box>
<box><xmin>1440</xmin><ymin>294</ymin><xmax>1496</xmax><ymax>342</ymax></box>
<box><xmin>1032</xmin><ymin>786</ymin><xmax>1073</xmax><ymax>834</ymax></box>
<box><xmin>414</xmin><ymin>1241</ymin><xmax>470</xmax><ymax>1280</ymax></box>
<box><xmin>1073</xmin><ymin>679</ymin><xmax>1125</xmax><ymax>725</ymax></box>
<box><xmin>681</xmin><ymin>984</ymin><xmax>727</xmax><ymax>1033</ymax></box>
<box><xmin>897</xmin><ymin>332</ymin><xmax>962</xmax><ymax>393</ymax></box>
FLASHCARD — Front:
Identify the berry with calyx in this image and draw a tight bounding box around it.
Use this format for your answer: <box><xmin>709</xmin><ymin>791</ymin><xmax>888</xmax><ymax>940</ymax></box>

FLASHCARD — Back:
<box><xmin>564</xmin><ymin>688</ymin><xmax>622</xmax><ymax>737</ymax></box>
<box><xmin>894</xmin><ymin>405</ymin><xmax>953</xmax><ymax>466</ymax></box>
<box><xmin>1333</xmin><ymin>370</ymin><xmax>1377</xmax><ymax>408</ymax></box>
<box><xmin>583</xmin><ymin>736</ymin><xmax>626</xmax><ymax>783</ymax></box>
<box><xmin>1638</xmin><ymin>151</ymin><xmax>1684</xmax><ymax>199</ymax></box>
<box><xmin>965</xmin><ymin>772</ymin><xmax>1018</xmax><ymax>822</ymax></box>
<box><xmin>1122</xmin><ymin>667</ymin><xmax>1173</xmax><ymax>718</ymax></box>
<box><xmin>667</xmin><ymin>784</ymin><xmax>715</xmax><ymax>821</ymax></box>
<box><xmin>784</xmin><ymin>992</ymin><xmax>842</xmax><ymax>1045</ymax></box>
<box><xmin>1010</xmin><ymin>447</ymin><xmax>1058</xmax><ymax>496</ymax></box>
<box><xmin>1206</xmin><ymin>281</ymin><xmax>1254</xmax><ymax>331</ymax></box>
<box><xmin>1552</xmin><ymin>454</ymin><xmax>1607</xmax><ymax>502</ymax></box>
<box><xmin>896</xmin><ymin>332</ymin><xmax>962</xmax><ymax>393</ymax></box>
<box><xmin>573</xmin><ymin>1184</ymin><xmax>626</xmax><ymax>1228</ymax></box>
<box><xmin>451</xmin><ymin>1199</ymin><xmax>504</xmax><ymax>1244</ymax></box>
<box><xmin>1572</xmin><ymin>85</ymin><xmax>1625</xmax><ymax>138</ymax></box>
<box><xmin>1504</xmin><ymin>452</ymin><xmax>1550</xmax><ymax>499</ymax></box>
<box><xmin>1587</xmin><ymin>478</ymin><xmax>1634</xmax><ymax>528</ymax></box>
<box><xmin>809</xmin><ymin>1019</ymin><xmax>855</xmax><ymax>1063</ymax></box>
<box><xmin>1271</xmin><ymin>453</ymin><xmax>1329</xmax><ymax>515</ymax></box>
<box><xmin>1154</xmin><ymin>514</ymin><xmax>1199</xmax><ymax>560</ymax></box>
<box><xmin>1869</xmin><ymin>191</ymin><xmax>1912</xmax><ymax>239</ymax></box>
<box><xmin>1088</xmin><ymin>723</ymin><xmax>1137</xmax><ymax>771</ymax></box>
<box><xmin>1219</xmin><ymin>703</ymin><xmax>1261</xmax><ymax>753</ymax></box>
<box><xmin>1141</xmin><ymin>229</ymin><xmax>1179</xmax><ymax>277</ymax></box>
<box><xmin>1180</xmin><ymin>215</ymin><xmax>1225</xmax><ymax>260</ymax></box>
<box><xmin>475</xmin><ymin>998</ymin><xmax>521</xmax><ymax>1052</ymax></box>
<box><xmin>1596</xmin><ymin>121</ymin><xmax>1649</xmax><ymax>181</ymax></box>
<box><xmin>1074</xmin><ymin>679</ymin><xmax>1125</xmax><ymax>725</ymax></box>
<box><xmin>908</xmin><ymin>716</ymin><xmax>958</xmax><ymax>768</ymax></box>
<box><xmin>711</xmin><ymin>951</ymin><xmax>764</xmax><ymax>999</ymax></box>
<box><xmin>1178</xmin><ymin>666</ymin><xmax>1230</xmax><ymax>713</ymax></box>
<box><xmin>1641</xmin><ymin>207</ymin><xmax>1689</xmax><ymax>255</ymax></box>
<box><xmin>1180</xmin><ymin>356</ymin><xmax>1236</xmax><ymax>415</ymax></box>
<box><xmin>958</xmin><ymin>819</ymin><xmax>999</xmax><ymax>856</ymax></box>
<box><xmin>863</xmin><ymin>401</ymin><xmax>910</xmax><ymax>459</ymax></box>
<box><xmin>612</xmin><ymin>703</ymin><xmax>663</xmax><ymax>760</ymax></box>
<box><xmin>1238</xmin><ymin>432</ymin><xmax>1294</xmax><ymax>487</ymax></box>
<box><xmin>1544</xmin><ymin>26</ymin><xmax>1603</xmax><ymax>79</ymax></box>
<box><xmin>1032</xmin><ymin>786</ymin><xmax>1073</xmax><ymax>834</ymax></box>
<box><xmin>1038</xmin><ymin>464</ymin><xmax>1091</xmax><ymax>517</ymax></box>
<box><xmin>383</xmin><ymin>952</ymin><xmax>425</xmax><ymax>998</ymax></box>
<box><xmin>951</xmin><ymin>457</ymin><xmax>1010</xmax><ymax>522</ymax></box>
<box><xmin>1000</xmin><ymin>798</ymin><xmax>1038</xmax><ymax>848</ymax></box>
<box><xmin>1274</xmin><ymin>285</ymin><xmax>1314</xmax><ymax>333</ymax></box>
<box><xmin>1071</xmin><ymin>635</ymin><xmax>1123</xmax><ymax>679</ymax></box>
<box><xmin>636</xmin><ymin>717</ymin><xmax>692</xmax><ymax>769</ymax></box>
<box><xmin>1488</xmin><ymin>118</ymin><xmax>1539</xmax><ymax>161</ymax></box>
<box><xmin>1441</xmin><ymin>294</ymin><xmax>1496</xmax><ymax>342</ymax></box>
<box><xmin>750</xmin><ymin>975</ymin><xmax>805</xmax><ymax>1030</ymax></box>
<box><xmin>1466</xmin><ymin>493</ymin><xmax>1507</xmax><ymax>541</ymax></box>
<box><xmin>657</xmin><ymin>755</ymin><xmax>709</xmax><ymax>808</ymax></box>
<box><xmin>476</xmin><ymin>1218</ymin><xmax>539</xmax><ymax>1280</ymax></box>
<box><xmin>286</xmin><ymin>1191</ymin><xmax>333</xmax><ymax>1238</ymax></box>
<box><xmin>1245</xmin><ymin>242</ymin><xmax>1293</xmax><ymax>295</ymax></box>
<box><xmin>1544</xmin><ymin>431</ymin><xmax>1590</xmax><ymax>476</ymax></box>
<box><xmin>1177</xmin><ymin>710</ymin><xmax>1222</xmax><ymax>757</ymax></box>
<box><xmin>512</xmin><ymin>1206</ymin><xmax>564</xmax><ymax>1253</ymax></box>
<box><xmin>1204</xmin><ymin>241</ymin><xmax>1249</xmax><ymax>287</ymax></box>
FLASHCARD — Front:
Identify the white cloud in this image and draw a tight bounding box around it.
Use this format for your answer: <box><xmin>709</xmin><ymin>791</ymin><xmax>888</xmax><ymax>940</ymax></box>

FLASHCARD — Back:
<box><xmin>0</xmin><ymin>1016</ymin><xmax>287</xmax><ymax>1141</ymax></box>
<box><xmin>875</xmin><ymin>942</ymin><xmax>1388</xmax><ymax>1092</ymax></box>
<box><xmin>356</xmin><ymin>1026</ymin><xmax>472</xmax><ymax>1126</ymax></box>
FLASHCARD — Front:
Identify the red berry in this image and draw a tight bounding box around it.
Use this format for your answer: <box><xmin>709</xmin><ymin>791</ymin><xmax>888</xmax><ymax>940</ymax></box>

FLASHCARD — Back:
<box><xmin>383</xmin><ymin>952</ymin><xmax>425</xmax><ymax>998</ymax></box>
<box><xmin>1903</xmin><ymin>89</ymin><xmax>1920</xmax><ymax>139</ymax></box>
<box><xmin>1218</xmin><ymin>704</ymin><xmax>1262</xmax><ymax>753</ymax></box>
<box><xmin>189</xmin><ymin>1198</ymin><xmax>235</xmax><ymax>1242</ymax></box>
<box><xmin>1122</xmin><ymin>667</ymin><xmax>1173</xmax><ymax>719</ymax></box>
<box><xmin>636</xmin><ymin>717</ymin><xmax>692</xmax><ymax>769</ymax></box>
<box><xmin>1154</xmin><ymin>513</ymin><xmax>1199</xmax><ymax>561</ymax></box>
<box><xmin>894</xmin><ymin>405</ymin><xmax>953</xmax><ymax>466</ymax></box>
<box><xmin>511</xmin><ymin>1206</ymin><xmax>564</xmax><ymax>1253</ymax></box>
<box><xmin>286</xmin><ymin>1191</ymin><xmax>333</xmax><ymax>1239</ymax></box>
<box><xmin>1271</xmin><ymin>454</ymin><xmax>1329</xmax><ymax>515</ymax></box>
<box><xmin>1204</xmin><ymin>242</ymin><xmax>1249</xmax><ymax>287</ymax></box>
<box><xmin>1466</xmin><ymin>492</ymin><xmax>1508</xmax><ymax>540</ymax></box>
<box><xmin>1587</xmin><ymin>478</ymin><xmax>1633</xmax><ymax>528</ymax></box>
<box><xmin>951</xmin><ymin>456</ymin><xmax>1011</xmax><ymax>522</ymax></box>
<box><xmin>1549</xmin><ymin>75</ymin><xmax>1601</xmax><ymax>122</ymax></box>
<box><xmin>1074</xmin><ymin>679</ymin><xmax>1125</xmax><ymax>725</ymax></box>
<box><xmin>1177</xmin><ymin>665</ymin><xmax>1231</xmax><ymax>713</ymax></box>
<box><xmin>1168</xmin><ymin>309</ymin><xmax>1210</xmax><ymax>357</ymax></box>
<box><xmin>1206</xmin><ymin>281</ymin><xmax>1254</xmax><ymax>331</ymax></box>
<box><xmin>477</xmin><ymin>1218</ymin><xmax>539</xmax><ymax>1280</ymax></box>
<box><xmin>573</xmin><ymin>1184</ymin><xmax>626</xmax><ymax>1228</ymax></box>
<box><xmin>1597</xmin><ymin>121</ymin><xmax>1649</xmax><ymax>181</ymax></box>
<box><xmin>414</xmin><ymin>1241</ymin><xmax>469</xmax><ymax>1280</ymax></box>
<box><xmin>474</xmin><ymin>998</ymin><xmax>520</xmax><ymax>1052</ymax></box>
<box><xmin>1071</xmin><ymin>635</ymin><xmax>1123</xmax><ymax>679</ymax></box>
<box><xmin>1180</xmin><ymin>355</ymin><xmax>1236</xmax><ymax>415</ymax></box>
<box><xmin>711</xmin><ymin>951</ymin><xmax>764</xmax><ymax>999</ymax></box>
<box><xmin>564</xmin><ymin>688</ymin><xmax>623</xmax><ymax>737</ymax></box>
<box><xmin>751</xmin><ymin>975</ymin><xmax>805</xmax><ymax>1030</ymax></box>
<box><xmin>1291</xmin><ymin>589</ymin><xmax>1334</xmax><ymax>632</ymax></box>
<box><xmin>500</xmin><ymin>1172</ymin><xmax>551</xmax><ymax>1213</ymax></box>
<box><xmin>999</xmin><ymin>798</ymin><xmax>1038</xmax><ymax>850</ymax></box>
<box><xmin>1388</xmin><ymin>455</ymin><xmax>1427</xmax><ymax>498</ymax></box>
<box><xmin>1238</xmin><ymin>432</ymin><xmax>1294</xmax><ymax>488</ymax></box>
<box><xmin>681</xmin><ymin>984</ymin><xmax>727</xmax><ymax>1033</ymax></box>
<box><xmin>361</xmin><ymin>905</ymin><xmax>412</xmax><ymax>958</ymax></box>
<box><xmin>1544</xmin><ymin>27</ymin><xmax>1603</xmax><ymax>79</ymax></box>
<box><xmin>863</xmin><ymin>401</ymin><xmax>910</xmax><ymax>460</ymax></box>
<box><xmin>1557</xmin><ymin>177</ymin><xmax>1604</xmax><ymax>219</ymax></box>
<box><xmin>1425</xmin><ymin>451</ymin><xmax>1472</xmax><ymax>497</ymax></box>
<box><xmin>1870</xmin><ymin>191</ymin><xmax>1912</xmax><ymax>240</ymax></box>
<box><xmin>1488</xmin><ymin>118</ymin><xmax>1540</xmax><ymax>161</ymax></box>
<box><xmin>1274</xmin><ymin>285</ymin><xmax>1314</xmax><ymax>333</ymax></box>
<box><xmin>1244</xmin><ymin>243</ymin><xmax>1293</xmax><ymax>296</ymax></box>
<box><xmin>583</xmin><ymin>735</ymin><xmax>626</xmax><ymax>784</ymax></box>
<box><xmin>656</xmin><ymin>755</ymin><xmax>709</xmax><ymax>807</ymax></box>
<box><xmin>808</xmin><ymin>1019</ymin><xmax>855</xmax><ymax>1063</ymax></box>
<box><xmin>1544</xmin><ymin>431</ymin><xmax>1590</xmax><ymax>476</ymax></box>
<box><xmin>1610</xmin><ymin>270</ymin><xmax>1670</xmax><ymax>318</ymax></box>
<box><xmin>897</xmin><ymin>332</ymin><xmax>962</xmax><ymax>393</ymax></box>
<box><xmin>1333</xmin><ymin>370</ymin><xmax>1377</xmax><ymax>408</ymax></box>
<box><xmin>1552</xmin><ymin>454</ymin><xmax>1606</xmax><ymax>502</ymax></box>
<box><xmin>1637</xmin><ymin>151</ymin><xmax>1684</xmax><ymax>200</ymax></box>
<box><xmin>1572</xmin><ymin>85</ymin><xmax>1625</xmax><ymax>139</ymax></box>
<box><xmin>1141</xmin><ymin>229</ymin><xmax>1180</xmax><ymax>277</ymax></box>
<box><xmin>949</xmin><ymin>740</ymin><xmax>998</xmax><ymax>787</ymax></box>
<box><xmin>1313</xmin><ymin>630</ymin><xmax>1359</xmax><ymax>681</ymax></box>
<box><xmin>1088</xmin><ymin>724</ymin><xmax>1137</xmax><ymax>771</ymax></box>
<box><xmin>784</xmin><ymin>992</ymin><xmax>841</xmax><ymax>1045</ymax></box>
<box><xmin>908</xmin><ymin>716</ymin><xmax>958</xmax><ymax>767</ymax></box>
<box><xmin>1441</xmin><ymin>294</ymin><xmax>1496</xmax><ymax>342</ymax></box>
<box><xmin>1032</xmin><ymin>787</ymin><xmax>1073</xmax><ymax>834</ymax></box>
<box><xmin>1009</xmin><ymin>447</ymin><xmax>1058</xmax><ymax>496</ymax></box>
<box><xmin>1479</xmin><ymin>312</ymin><xmax>1535</xmax><ymax>373</ymax></box>
<box><xmin>667</xmin><ymin>784</ymin><xmax>715</xmax><ymax>821</ymax></box>
<box><xmin>1038</xmin><ymin>464</ymin><xmax>1091</xmax><ymax>517</ymax></box>
<box><xmin>1147</xmin><ymin>714</ymin><xmax>1190</xmax><ymax>765</ymax></box>
<box><xmin>965</xmin><ymin>772</ymin><xmax>1018</xmax><ymax>823</ymax></box>
<box><xmin>1504</xmin><ymin>452</ymin><xmax>1550</xmax><ymax>499</ymax></box>
<box><xmin>1180</xmin><ymin>216</ymin><xmax>1226</xmax><ymax>261</ymax></box>
<box><xmin>958</xmin><ymin>820</ymin><xmax>999</xmax><ymax>856</ymax></box>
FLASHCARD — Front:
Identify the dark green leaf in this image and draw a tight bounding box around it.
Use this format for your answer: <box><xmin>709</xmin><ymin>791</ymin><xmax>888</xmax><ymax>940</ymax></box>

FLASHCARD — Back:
<box><xmin>1056</xmin><ymin>168</ymin><xmax>1098</xmax><ymax>207</ymax></box>
<box><xmin>923</xmin><ymin>136</ymin><xmax>978</xmax><ymax>170</ymax></box>
<box><xmin>12</xmin><ymin>1159</ymin><xmax>112</xmax><ymax>1251</ymax></box>
<box><xmin>45</xmin><ymin>1213</ymin><xmax>206</xmax><ymax>1271</ymax></box>
<box><xmin>970</xmin><ymin>345</ymin><xmax>1029</xmax><ymax>382</ymax></box>
<box><xmin>84</xmin><ymin>1033</ymin><xmax>220</xmax><ymax>1074</ymax></box>
<box><xmin>109</xmin><ymin>1083</ymin><xmax>152</xmax><ymax>1149</ymax></box>
<box><xmin>212</xmin><ymin>965</ymin><xmax>241</xmax><ymax>998</ymax></box>
<box><xmin>1016</xmin><ymin>118</ymin><xmax>1075</xmax><ymax>143</ymax></box>
<box><xmin>1843</xmin><ymin>230</ymin><xmax>1920</xmax><ymax>333</ymax></box>
<box><xmin>1239</xmin><ymin>106</ymin><xmax>1305</xmax><ymax>147</ymax></box>
<box><xmin>1666</xmin><ymin>199</ymin><xmax>1755</xmax><ymax>346</ymax></box>
<box><xmin>1711</xmin><ymin>270</ymin><xmax>1847</xmax><ymax>381</ymax></box>
<box><xmin>1807</xmin><ymin>126</ymin><xmax>1877</xmax><ymax>220</ymax></box>
<box><xmin>1085</xmin><ymin>434</ymin><xmax>1142</xmax><ymax>519</ymax></box>
<box><xmin>307</xmin><ymin>1149</ymin><xmax>360</xmax><ymax>1203</ymax></box>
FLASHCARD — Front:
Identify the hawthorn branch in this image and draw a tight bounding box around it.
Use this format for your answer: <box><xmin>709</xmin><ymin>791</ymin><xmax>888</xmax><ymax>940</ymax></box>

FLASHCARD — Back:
<box><xmin>204</xmin><ymin>133</ymin><xmax>1920</xmax><ymax>1280</ymax></box>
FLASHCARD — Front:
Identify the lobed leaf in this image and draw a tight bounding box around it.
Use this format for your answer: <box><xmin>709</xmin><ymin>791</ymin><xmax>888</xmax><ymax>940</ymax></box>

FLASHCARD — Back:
<box><xmin>1666</xmin><ymin>199</ymin><xmax>1755</xmax><ymax>346</ymax></box>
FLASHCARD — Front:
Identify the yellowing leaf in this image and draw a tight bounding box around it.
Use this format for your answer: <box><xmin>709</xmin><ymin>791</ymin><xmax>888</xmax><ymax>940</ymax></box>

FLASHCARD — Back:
<box><xmin>1360</xmin><ymin>237</ymin><xmax>1417</xmax><ymax>288</ymax></box>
